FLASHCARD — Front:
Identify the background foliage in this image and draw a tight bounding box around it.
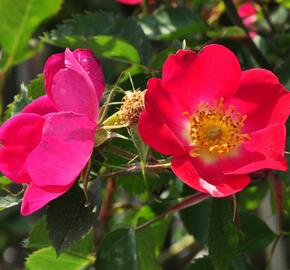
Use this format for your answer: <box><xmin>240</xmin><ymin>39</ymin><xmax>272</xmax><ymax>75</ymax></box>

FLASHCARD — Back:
<box><xmin>0</xmin><ymin>0</ymin><xmax>290</xmax><ymax>270</ymax></box>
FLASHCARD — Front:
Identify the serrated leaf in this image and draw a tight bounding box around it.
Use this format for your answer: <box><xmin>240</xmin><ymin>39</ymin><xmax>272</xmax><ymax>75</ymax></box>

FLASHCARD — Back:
<box><xmin>4</xmin><ymin>84</ymin><xmax>32</xmax><ymax>120</ymax></box>
<box><xmin>208</xmin><ymin>199</ymin><xmax>240</xmax><ymax>270</ymax></box>
<box><xmin>239</xmin><ymin>213</ymin><xmax>275</xmax><ymax>253</ymax></box>
<box><xmin>0</xmin><ymin>195</ymin><xmax>20</xmax><ymax>211</ymax></box>
<box><xmin>0</xmin><ymin>0</ymin><xmax>63</xmax><ymax>70</ymax></box>
<box><xmin>95</xmin><ymin>227</ymin><xmax>137</xmax><ymax>270</ymax></box>
<box><xmin>47</xmin><ymin>180</ymin><xmax>101</xmax><ymax>255</ymax></box>
<box><xmin>27</xmin><ymin>217</ymin><xmax>50</xmax><ymax>249</ymax></box>
<box><xmin>139</xmin><ymin>6</ymin><xmax>205</xmax><ymax>41</ymax></box>
<box><xmin>25</xmin><ymin>247</ymin><xmax>91</xmax><ymax>270</ymax></box>
<box><xmin>27</xmin><ymin>74</ymin><xmax>45</xmax><ymax>100</ymax></box>
<box><xmin>43</xmin><ymin>11</ymin><xmax>151</xmax><ymax>64</ymax></box>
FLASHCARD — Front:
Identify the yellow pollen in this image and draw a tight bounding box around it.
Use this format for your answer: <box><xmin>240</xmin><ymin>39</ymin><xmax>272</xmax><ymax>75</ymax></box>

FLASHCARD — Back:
<box><xmin>187</xmin><ymin>98</ymin><xmax>250</xmax><ymax>157</ymax></box>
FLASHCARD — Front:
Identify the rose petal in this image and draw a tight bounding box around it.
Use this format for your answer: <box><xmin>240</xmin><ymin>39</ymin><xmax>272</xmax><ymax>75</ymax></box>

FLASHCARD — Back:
<box><xmin>73</xmin><ymin>49</ymin><xmax>105</xmax><ymax>101</ymax></box>
<box><xmin>162</xmin><ymin>45</ymin><xmax>241</xmax><ymax>113</ymax></box>
<box><xmin>0</xmin><ymin>114</ymin><xmax>44</xmax><ymax>183</ymax></box>
<box><xmin>22</xmin><ymin>95</ymin><xmax>58</xmax><ymax>115</ymax></box>
<box><xmin>116</xmin><ymin>0</ymin><xmax>142</xmax><ymax>4</ymax></box>
<box><xmin>21</xmin><ymin>183</ymin><xmax>71</xmax><ymax>215</ymax></box>
<box><xmin>230</xmin><ymin>69</ymin><xmax>290</xmax><ymax>133</ymax></box>
<box><xmin>171</xmin><ymin>156</ymin><xmax>250</xmax><ymax>197</ymax></box>
<box><xmin>138</xmin><ymin>111</ymin><xmax>186</xmax><ymax>156</ymax></box>
<box><xmin>44</xmin><ymin>52</ymin><xmax>65</xmax><ymax>97</ymax></box>
<box><xmin>221</xmin><ymin>124</ymin><xmax>287</xmax><ymax>175</ymax></box>
<box><xmin>27</xmin><ymin>112</ymin><xmax>96</xmax><ymax>187</ymax></box>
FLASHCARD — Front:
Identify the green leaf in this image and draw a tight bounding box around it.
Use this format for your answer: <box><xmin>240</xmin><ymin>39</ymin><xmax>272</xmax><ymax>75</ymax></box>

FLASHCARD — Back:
<box><xmin>25</xmin><ymin>247</ymin><xmax>91</xmax><ymax>270</ymax></box>
<box><xmin>0</xmin><ymin>176</ymin><xmax>12</xmax><ymax>187</ymax></box>
<box><xmin>239</xmin><ymin>213</ymin><xmax>275</xmax><ymax>253</ymax></box>
<box><xmin>27</xmin><ymin>74</ymin><xmax>45</xmax><ymax>100</ymax></box>
<box><xmin>43</xmin><ymin>11</ymin><xmax>151</xmax><ymax>64</ymax></box>
<box><xmin>4</xmin><ymin>84</ymin><xmax>32</xmax><ymax>120</ymax></box>
<box><xmin>0</xmin><ymin>0</ymin><xmax>63</xmax><ymax>70</ymax></box>
<box><xmin>95</xmin><ymin>227</ymin><xmax>137</xmax><ymax>270</ymax></box>
<box><xmin>27</xmin><ymin>217</ymin><xmax>50</xmax><ymax>249</ymax></box>
<box><xmin>207</xmin><ymin>26</ymin><xmax>246</xmax><ymax>39</ymax></box>
<box><xmin>208</xmin><ymin>199</ymin><xmax>240</xmax><ymax>270</ymax></box>
<box><xmin>47</xmin><ymin>181</ymin><xmax>101</xmax><ymax>255</ymax></box>
<box><xmin>43</xmin><ymin>35</ymin><xmax>140</xmax><ymax>64</ymax></box>
<box><xmin>186</xmin><ymin>257</ymin><xmax>212</xmax><ymax>270</ymax></box>
<box><xmin>180</xmin><ymin>198</ymin><xmax>212</xmax><ymax>245</ymax></box>
<box><xmin>139</xmin><ymin>6</ymin><xmax>205</xmax><ymax>41</ymax></box>
<box><xmin>0</xmin><ymin>195</ymin><xmax>20</xmax><ymax>211</ymax></box>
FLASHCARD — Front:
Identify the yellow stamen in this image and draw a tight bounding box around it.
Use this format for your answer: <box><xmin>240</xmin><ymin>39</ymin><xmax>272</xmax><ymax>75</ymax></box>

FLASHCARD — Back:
<box><xmin>187</xmin><ymin>98</ymin><xmax>250</xmax><ymax>157</ymax></box>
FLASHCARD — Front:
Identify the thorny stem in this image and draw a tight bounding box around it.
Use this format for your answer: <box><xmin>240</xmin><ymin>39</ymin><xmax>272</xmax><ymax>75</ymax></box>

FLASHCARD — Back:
<box><xmin>136</xmin><ymin>192</ymin><xmax>210</xmax><ymax>231</ymax></box>
<box><xmin>223</xmin><ymin>0</ymin><xmax>272</xmax><ymax>70</ymax></box>
<box><xmin>101</xmin><ymin>162</ymin><xmax>171</xmax><ymax>178</ymax></box>
<box><xmin>100</xmin><ymin>178</ymin><xmax>115</xmax><ymax>229</ymax></box>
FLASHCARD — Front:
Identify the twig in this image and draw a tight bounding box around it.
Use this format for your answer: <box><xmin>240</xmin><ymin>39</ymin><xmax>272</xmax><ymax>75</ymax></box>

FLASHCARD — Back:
<box><xmin>223</xmin><ymin>0</ymin><xmax>272</xmax><ymax>70</ymax></box>
<box><xmin>136</xmin><ymin>192</ymin><xmax>210</xmax><ymax>231</ymax></box>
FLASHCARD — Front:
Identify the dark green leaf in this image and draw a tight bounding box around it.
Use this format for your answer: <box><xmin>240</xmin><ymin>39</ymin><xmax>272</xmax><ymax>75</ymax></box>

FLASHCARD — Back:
<box><xmin>0</xmin><ymin>0</ymin><xmax>62</xmax><ymax>70</ymax></box>
<box><xmin>47</xmin><ymin>180</ymin><xmax>101</xmax><ymax>255</ymax></box>
<box><xmin>27</xmin><ymin>74</ymin><xmax>45</xmax><ymax>100</ymax></box>
<box><xmin>95</xmin><ymin>227</ymin><xmax>137</xmax><ymax>270</ymax></box>
<box><xmin>208</xmin><ymin>199</ymin><xmax>240</xmax><ymax>270</ymax></box>
<box><xmin>139</xmin><ymin>6</ymin><xmax>205</xmax><ymax>41</ymax></box>
<box><xmin>180</xmin><ymin>198</ymin><xmax>212</xmax><ymax>244</ymax></box>
<box><xmin>239</xmin><ymin>213</ymin><xmax>275</xmax><ymax>253</ymax></box>
<box><xmin>25</xmin><ymin>247</ymin><xmax>91</xmax><ymax>270</ymax></box>
<box><xmin>27</xmin><ymin>217</ymin><xmax>50</xmax><ymax>249</ymax></box>
<box><xmin>43</xmin><ymin>11</ymin><xmax>151</xmax><ymax>64</ymax></box>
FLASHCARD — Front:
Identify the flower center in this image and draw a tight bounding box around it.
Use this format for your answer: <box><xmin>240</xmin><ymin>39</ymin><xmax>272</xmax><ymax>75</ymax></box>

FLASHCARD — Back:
<box><xmin>186</xmin><ymin>98</ymin><xmax>250</xmax><ymax>158</ymax></box>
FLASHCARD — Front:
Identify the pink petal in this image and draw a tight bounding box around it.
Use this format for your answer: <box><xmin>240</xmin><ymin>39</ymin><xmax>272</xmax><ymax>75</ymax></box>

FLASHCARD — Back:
<box><xmin>73</xmin><ymin>49</ymin><xmax>105</xmax><ymax>101</ymax></box>
<box><xmin>21</xmin><ymin>183</ymin><xmax>71</xmax><ymax>215</ymax></box>
<box><xmin>145</xmin><ymin>78</ymin><xmax>190</xmax><ymax>144</ymax></box>
<box><xmin>50</xmin><ymin>68</ymin><xmax>99</xmax><ymax>122</ymax></box>
<box><xmin>221</xmin><ymin>124</ymin><xmax>287</xmax><ymax>175</ymax></box>
<box><xmin>162</xmin><ymin>45</ymin><xmax>241</xmax><ymax>114</ymax></box>
<box><xmin>230</xmin><ymin>69</ymin><xmax>290</xmax><ymax>133</ymax></box>
<box><xmin>238</xmin><ymin>2</ymin><xmax>257</xmax><ymax>18</ymax></box>
<box><xmin>138</xmin><ymin>111</ymin><xmax>186</xmax><ymax>156</ymax></box>
<box><xmin>22</xmin><ymin>96</ymin><xmax>58</xmax><ymax>115</ymax></box>
<box><xmin>44</xmin><ymin>52</ymin><xmax>65</xmax><ymax>97</ymax></box>
<box><xmin>116</xmin><ymin>0</ymin><xmax>143</xmax><ymax>4</ymax></box>
<box><xmin>0</xmin><ymin>114</ymin><xmax>44</xmax><ymax>183</ymax></box>
<box><xmin>171</xmin><ymin>156</ymin><xmax>250</xmax><ymax>197</ymax></box>
<box><xmin>27</xmin><ymin>112</ymin><xmax>96</xmax><ymax>187</ymax></box>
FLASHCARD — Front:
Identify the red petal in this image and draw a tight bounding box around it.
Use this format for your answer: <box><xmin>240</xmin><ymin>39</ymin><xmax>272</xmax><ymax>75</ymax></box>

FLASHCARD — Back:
<box><xmin>230</xmin><ymin>68</ymin><xmax>290</xmax><ymax>133</ymax></box>
<box><xmin>138</xmin><ymin>111</ymin><xmax>186</xmax><ymax>156</ymax></box>
<box><xmin>162</xmin><ymin>45</ymin><xmax>241</xmax><ymax>114</ymax></box>
<box><xmin>116</xmin><ymin>0</ymin><xmax>142</xmax><ymax>4</ymax></box>
<box><xmin>221</xmin><ymin>124</ymin><xmax>287</xmax><ymax>175</ymax></box>
<box><xmin>171</xmin><ymin>156</ymin><xmax>250</xmax><ymax>197</ymax></box>
<box><xmin>22</xmin><ymin>96</ymin><xmax>58</xmax><ymax>115</ymax></box>
<box><xmin>27</xmin><ymin>112</ymin><xmax>96</xmax><ymax>187</ymax></box>
<box><xmin>21</xmin><ymin>183</ymin><xmax>71</xmax><ymax>215</ymax></box>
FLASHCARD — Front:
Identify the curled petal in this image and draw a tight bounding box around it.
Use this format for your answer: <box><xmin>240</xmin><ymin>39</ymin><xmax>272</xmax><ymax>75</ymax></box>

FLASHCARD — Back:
<box><xmin>162</xmin><ymin>45</ymin><xmax>241</xmax><ymax>113</ymax></box>
<box><xmin>27</xmin><ymin>112</ymin><xmax>96</xmax><ymax>187</ymax></box>
<box><xmin>73</xmin><ymin>49</ymin><xmax>105</xmax><ymax>101</ymax></box>
<box><xmin>22</xmin><ymin>95</ymin><xmax>58</xmax><ymax>115</ymax></box>
<box><xmin>21</xmin><ymin>183</ymin><xmax>71</xmax><ymax>216</ymax></box>
<box><xmin>171</xmin><ymin>156</ymin><xmax>250</xmax><ymax>197</ymax></box>
<box><xmin>221</xmin><ymin>124</ymin><xmax>287</xmax><ymax>175</ymax></box>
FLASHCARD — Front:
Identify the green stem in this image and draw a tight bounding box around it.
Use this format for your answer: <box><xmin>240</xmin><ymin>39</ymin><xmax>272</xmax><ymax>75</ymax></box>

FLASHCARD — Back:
<box><xmin>223</xmin><ymin>0</ymin><xmax>272</xmax><ymax>70</ymax></box>
<box><xmin>136</xmin><ymin>192</ymin><xmax>210</xmax><ymax>231</ymax></box>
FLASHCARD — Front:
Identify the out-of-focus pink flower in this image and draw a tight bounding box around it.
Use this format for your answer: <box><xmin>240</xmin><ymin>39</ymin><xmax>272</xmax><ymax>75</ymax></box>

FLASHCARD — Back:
<box><xmin>138</xmin><ymin>44</ymin><xmax>290</xmax><ymax>197</ymax></box>
<box><xmin>116</xmin><ymin>0</ymin><xmax>143</xmax><ymax>5</ymax></box>
<box><xmin>0</xmin><ymin>49</ymin><xmax>105</xmax><ymax>215</ymax></box>
<box><xmin>238</xmin><ymin>1</ymin><xmax>258</xmax><ymax>37</ymax></box>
